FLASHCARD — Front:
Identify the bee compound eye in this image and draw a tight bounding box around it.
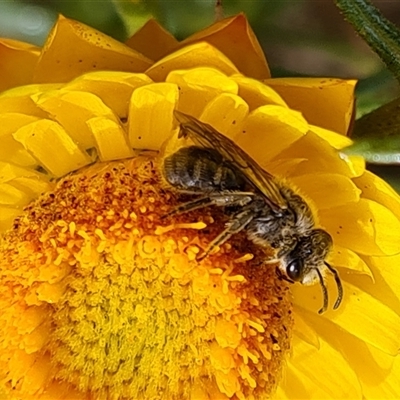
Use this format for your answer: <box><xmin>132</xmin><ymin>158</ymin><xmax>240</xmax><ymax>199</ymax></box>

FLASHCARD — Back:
<box><xmin>286</xmin><ymin>259</ymin><xmax>303</xmax><ymax>281</ymax></box>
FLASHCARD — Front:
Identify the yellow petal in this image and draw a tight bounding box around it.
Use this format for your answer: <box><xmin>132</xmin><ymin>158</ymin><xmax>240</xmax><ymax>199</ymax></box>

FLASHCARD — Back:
<box><xmin>289</xmin><ymin>173</ymin><xmax>361</xmax><ymax>210</ymax></box>
<box><xmin>21</xmin><ymin>354</ymin><xmax>51</xmax><ymax>394</ymax></box>
<box><xmin>0</xmin><ymin>206</ymin><xmax>22</xmax><ymax>232</ymax></box>
<box><xmin>8</xmin><ymin>350</ymin><xmax>36</xmax><ymax>388</ymax></box>
<box><xmin>34</xmin><ymin>15</ymin><xmax>152</xmax><ymax>84</ymax></box>
<box><xmin>0</xmin><ymin>39</ymin><xmax>40</xmax><ymax>91</ymax></box>
<box><xmin>0</xmin><ymin>113</ymin><xmax>40</xmax><ymax>167</ymax></box>
<box><xmin>12</xmin><ymin>119</ymin><xmax>92</xmax><ymax>177</ymax></box>
<box><xmin>125</xmin><ymin>18</ymin><xmax>179</xmax><ymax>61</ymax></box>
<box><xmin>310</xmin><ymin>125</ymin><xmax>353</xmax><ymax>149</ymax></box>
<box><xmin>87</xmin><ymin>117</ymin><xmax>133</xmax><ymax>161</ymax></box>
<box><xmin>354</xmin><ymin>170</ymin><xmax>400</xmax><ymax>221</ymax></box>
<box><xmin>329</xmin><ymin>245</ymin><xmax>373</xmax><ymax>278</ymax></box>
<box><xmin>0</xmin><ymin>160</ymin><xmax>48</xmax><ymax>183</ymax></box>
<box><xmin>200</xmin><ymin>93</ymin><xmax>249</xmax><ymax>138</ymax></box>
<box><xmin>281</xmin><ymin>335</ymin><xmax>361</xmax><ymax>399</ymax></box>
<box><xmin>146</xmin><ymin>42</ymin><xmax>239</xmax><ymax>82</ymax></box>
<box><xmin>0</xmin><ymin>84</ymin><xmax>61</xmax><ymax>118</ymax></box>
<box><xmin>0</xmin><ymin>163</ymin><xmax>52</xmax><ymax>209</ymax></box>
<box><xmin>362</xmin><ymin>345</ymin><xmax>400</xmax><ymax>399</ymax></box>
<box><xmin>32</xmin><ymin>90</ymin><xmax>120</xmax><ymax>149</ymax></box>
<box><xmin>235</xmin><ymin>106</ymin><xmax>308</xmax><ymax>166</ymax></box>
<box><xmin>293</xmin><ymin>280</ymin><xmax>400</xmax><ymax>355</ymax></box>
<box><xmin>273</xmin><ymin>131</ymin><xmax>355</xmax><ymax>178</ymax></box>
<box><xmin>298</xmin><ymin>308</ymin><xmax>399</xmax><ymax>398</ymax></box>
<box><xmin>0</xmin><ymin>163</ymin><xmax>52</xmax><ymax>208</ymax></box>
<box><xmin>320</xmin><ymin>198</ymin><xmax>400</xmax><ymax>256</ymax></box>
<box><xmin>345</xmin><ymin>254</ymin><xmax>400</xmax><ymax>317</ymax></box>
<box><xmin>0</xmin><ymin>184</ymin><xmax>33</xmax><ymax>206</ymax></box>
<box><xmin>292</xmin><ymin>313</ymin><xmax>320</xmax><ymax>349</ymax></box>
<box><xmin>128</xmin><ymin>83</ymin><xmax>179</xmax><ymax>150</ymax></box>
<box><xmin>166</xmin><ymin>67</ymin><xmax>238</xmax><ymax>118</ymax></box>
<box><xmin>265</xmin><ymin>158</ymin><xmax>307</xmax><ymax>177</ymax></box>
<box><xmin>64</xmin><ymin>71</ymin><xmax>153</xmax><ymax>120</ymax></box>
<box><xmin>7</xmin><ymin>176</ymin><xmax>53</xmax><ymax>200</ymax></box>
<box><xmin>231</xmin><ymin>74</ymin><xmax>288</xmax><ymax>110</ymax></box>
<box><xmin>181</xmin><ymin>14</ymin><xmax>270</xmax><ymax>80</ymax></box>
<box><xmin>266</xmin><ymin>78</ymin><xmax>356</xmax><ymax>135</ymax></box>
<box><xmin>344</xmin><ymin>154</ymin><xmax>366</xmax><ymax>178</ymax></box>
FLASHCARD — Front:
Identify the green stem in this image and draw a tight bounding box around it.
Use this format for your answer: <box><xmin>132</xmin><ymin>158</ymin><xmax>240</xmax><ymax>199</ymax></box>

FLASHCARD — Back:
<box><xmin>334</xmin><ymin>0</ymin><xmax>400</xmax><ymax>82</ymax></box>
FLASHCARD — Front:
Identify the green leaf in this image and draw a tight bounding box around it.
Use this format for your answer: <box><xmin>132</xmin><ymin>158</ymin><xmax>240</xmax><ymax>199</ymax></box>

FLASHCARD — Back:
<box><xmin>334</xmin><ymin>0</ymin><xmax>400</xmax><ymax>83</ymax></box>
<box><xmin>345</xmin><ymin>98</ymin><xmax>400</xmax><ymax>165</ymax></box>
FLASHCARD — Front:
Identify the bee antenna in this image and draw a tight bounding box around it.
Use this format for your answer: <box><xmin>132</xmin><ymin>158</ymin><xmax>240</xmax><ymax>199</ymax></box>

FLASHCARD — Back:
<box><xmin>316</xmin><ymin>268</ymin><xmax>328</xmax><ymax>314</ymax></box>
<box><xmin>324</xmin><ymin>262</ymin><xmax>343</xmax><ymax>310</ymax></box>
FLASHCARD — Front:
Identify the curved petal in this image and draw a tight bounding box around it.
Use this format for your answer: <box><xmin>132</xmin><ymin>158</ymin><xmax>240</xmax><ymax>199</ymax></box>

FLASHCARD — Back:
<box><xmin>32</xmin><ymin>90</ymin><xmax>120</xmax><ymax>149</ymax></box>
<box><xmin>273</xmin><ymin>131</ymin><xmax>354</xmax><ymax>177</ymax></box>
<box><xmin>64</xmin><ymin>71</ymin><xmax>153</xmax><ymax>120</ymax></box>
<box><xmin>344</xmin><ymin>154</ymin><xmax>366</xmax><ymax>178</ymax></box>
<box><xmin>320</xmin><ymin>199</ymin><xmax>400</xmax><ymax>256</ymax></box>
<box><xmin>0</xmin><ymin>84</ymin><xmax>60</xmax><ymax>118</ymax></box>
<box><xmin>298</xmin><ymin>308</ymin><xmax>399</xmax><ymax>398</ymax></box>
<box><xmin>0</xmin><ymin>39</ymin><xmax>40</xmax><ymax>92</ymax></box>
<box><xmin>0</xmin><ymin>206</ymin><xmax>22</xmax><ymax>232</ymax></box>
<box><xmin>293</xmin><ymin>280</ymin><xmax>400</xmax><ymax>355</ymax></box>
<box><xmin>0</xmin><ymin>113</ymin><xmax>40</xmax><ymax>167</ymax></box>
<box><xmin>12</xmin><ymin>119</ymin><xmax>92</xmax><ymax>177</ymax></box>
<box><xmin>329</xmin><ymin>245</ymin><xmax>373</xmax><ymax>278</ymax></box>
<box><xmin>265</xmin><ymin>158</ymin><xmax>307</xmax><ymax>177</ymax></box>
<box><xmin>0</xmin><ymin>170</ymin><xmax>50</xmax><ymax>202</ymax></box>
<box><xmin>166</xmin><ymin>67</ymin><xmax>238</xmax><ymax>118</ymax></box>
<box><xmin>235</xmin><ymin>105</ymin><xmax>308</xmax><ymax>166</ymax></box>
<box><xmin>0</xmin><ymin>162</ymin><xmax>49</xmax><ymax>186</ymax></box>
<box><xmin>87</xmin><ymin>117</ymin><xmax>133</xmax><ymax>161</ymax></box>
<box><xmin>146</xmin><ymin>42</ymin><xmax>239</xmax><ymax>82</ymax></box>
<box><xmin>125</xmin><ymin>19</ymin><xmax>179</xmax><ymax>61</ymax></box>
<box><xmin>280</xmin><ymin>335</ymin><xmax>361</xmax><ymax>399</ymax></box>
<box><xmin>128</xmin><ymin>83</ymin><xmax>179</xmax><ymax>150</ymax></box>
<box><xmin>201</xmin><ymin>93</ymin><xmax>249</xmax><ymax>138</ymax></box>
<box><xmin>292</xmin><ymin>312</ymin><xmax>320</xmax><ymax>349</ymax></box>
<box><xmin>353</xmin><ymin>170</ymin><xmax>400</xmax><ymax>221</ymax></box>
<box><xmin>290</xmin><ymin>173</ymin><xmax>361</xmax><ymax>210</ymax></box>
<box><xmin>231</xmin><ymin>74</ymin><xmax>288</xmax><ymax>110</ymax></box>
<box><xmin>266</xmin><ymin>78</ymin><xmax>356</xmax><ymax>135</ymax></box>
<box><xmin>34</xmin><ymin>15</ymin><xmax>152</xmax><ymax>84</ymax></box>
<box><xmin>310</xmin><ymin>125</ymin><xmax>353</xmax><ymax>149</ymax></box>
<box><xmin>181</xmin><ymin>14</ymin><xmax>270</xmax><ymax>80</ymax></box>
<box><xmin>345</xmin><ymin>254</ymin><xmax>400</xmax><ymax>317</ymax></box>
<box><xmin>363</xmin><ymin>347</ymin><xmax>400</xmax><ymax>399</ymax></box>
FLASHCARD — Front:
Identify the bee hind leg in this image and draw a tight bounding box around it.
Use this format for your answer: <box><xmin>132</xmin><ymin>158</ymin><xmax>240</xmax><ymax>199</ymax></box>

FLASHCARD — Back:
<box><xmin>198</xmin><ymin>209</ymin><xmax>254</xmax><ymax>260</ymax></box>
<box><xmin>163</xmin><ymin>192</ymin><xmax>253</xmax><ymax>219</ymax></box>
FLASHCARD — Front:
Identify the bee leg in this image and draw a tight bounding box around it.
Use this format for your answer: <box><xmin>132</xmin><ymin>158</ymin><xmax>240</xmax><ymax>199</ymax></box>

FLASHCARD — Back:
<box><xmin>163</xmin><ymin>192</ymin><xmax>253</xmax><ymax>218</ymax></box>
<box><xmin>198</xmin><ymin>209</ymin><xmax>254</xmax><ymax>260</ymax></box>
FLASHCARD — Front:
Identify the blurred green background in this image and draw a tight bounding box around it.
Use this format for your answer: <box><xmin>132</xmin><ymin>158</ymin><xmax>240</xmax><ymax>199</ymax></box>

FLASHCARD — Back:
<box><xmin>1</xmin><ymin>0</ymin><xmax>399</xmax><ymax>189</ymax></box>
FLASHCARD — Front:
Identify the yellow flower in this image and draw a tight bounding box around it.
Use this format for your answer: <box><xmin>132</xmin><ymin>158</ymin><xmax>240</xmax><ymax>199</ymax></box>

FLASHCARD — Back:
<box><xmin>1</xmin><ymin>14</ymin><xmax>400</xmax><ymax>400</ymax></box>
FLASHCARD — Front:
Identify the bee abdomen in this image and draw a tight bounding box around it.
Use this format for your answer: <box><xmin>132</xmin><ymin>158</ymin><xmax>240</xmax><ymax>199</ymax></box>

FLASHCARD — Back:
<box><xmin>163</xmin><ymin>146</ymin><xmax>245</xmax><ymax>192</ymax></box>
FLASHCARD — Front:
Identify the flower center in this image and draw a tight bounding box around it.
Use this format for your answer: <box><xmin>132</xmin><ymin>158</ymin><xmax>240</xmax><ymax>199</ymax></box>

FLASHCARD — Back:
<box><xmin>0</xmin><ymin>155</ymin><xmax>293</xmax><ymax>399</ymax></box>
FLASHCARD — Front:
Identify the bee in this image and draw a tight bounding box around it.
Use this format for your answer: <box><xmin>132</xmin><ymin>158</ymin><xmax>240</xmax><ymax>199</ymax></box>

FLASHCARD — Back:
<box><xmin>161</xmin><ymin>110</ymin><xmax>343</xmax><ymax>314</ymax></box>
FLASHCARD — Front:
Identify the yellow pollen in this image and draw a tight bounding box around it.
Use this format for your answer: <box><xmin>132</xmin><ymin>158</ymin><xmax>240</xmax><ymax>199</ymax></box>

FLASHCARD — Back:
<box><xmin>234</xmin><ymin>253</ymin><xmax>255</xmax><ymax>263</ymax></box>
<box><xmin>0</xmin><ymin>155</ymin><xmax>293</xmax><ymax>400</ymax></box>
<box><xmin>154</xmin><ymin>221</ymin><xmax>207</xmax><ymax>235</ymax></box>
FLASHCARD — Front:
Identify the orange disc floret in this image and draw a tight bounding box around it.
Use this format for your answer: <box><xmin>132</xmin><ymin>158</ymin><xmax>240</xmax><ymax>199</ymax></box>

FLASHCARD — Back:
<box><xmin>0</xmin><ymin>154</ymin><xmax>292</xmax><ymax>400</ymax></box>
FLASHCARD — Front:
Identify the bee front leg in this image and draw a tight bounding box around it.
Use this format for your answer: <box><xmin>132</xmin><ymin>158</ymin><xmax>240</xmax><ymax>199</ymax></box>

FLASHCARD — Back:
<box><xmin>163</xmin><ymin>192</ymin><xmax>254</xmax><ymax>218</ymax></box>
<box><xmin>198</xmin><ymin>208</ymin><xmax>255</xmax><ymax>260</ymax></box>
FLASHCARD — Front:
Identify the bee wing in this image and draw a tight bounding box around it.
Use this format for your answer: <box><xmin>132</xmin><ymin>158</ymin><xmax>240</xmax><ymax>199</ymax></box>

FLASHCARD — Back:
<box><xmin>174</xmin><ymin>110</ymin><xmax>288</xmax><ymax>211</ymax></box>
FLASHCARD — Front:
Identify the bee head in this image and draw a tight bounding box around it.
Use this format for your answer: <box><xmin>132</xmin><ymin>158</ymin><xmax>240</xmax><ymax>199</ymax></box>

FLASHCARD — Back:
<box><xmin>281</xmin><ymin>229</ymin><xmax>342</xmax><ymax>313</ymax></box>
<box><xmin>284</xmin><ymin>229</ymin><xmax>332</xmax><ymax>283</ymax></box>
